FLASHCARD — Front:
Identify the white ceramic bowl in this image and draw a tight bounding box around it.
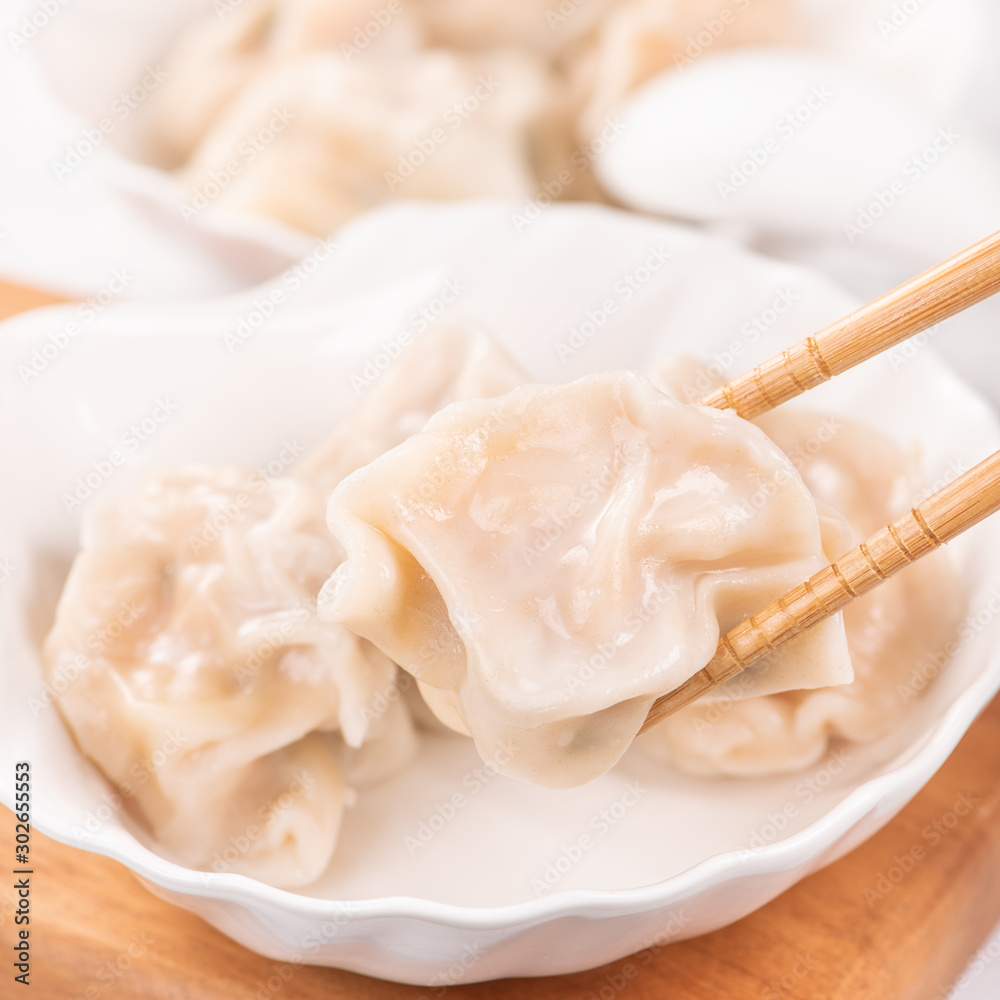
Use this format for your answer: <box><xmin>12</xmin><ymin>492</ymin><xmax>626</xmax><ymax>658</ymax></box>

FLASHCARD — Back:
<box><xmin>2</xmin><ymin>202</ymin><xmax>999</xmax><ymax>985</ymax></box>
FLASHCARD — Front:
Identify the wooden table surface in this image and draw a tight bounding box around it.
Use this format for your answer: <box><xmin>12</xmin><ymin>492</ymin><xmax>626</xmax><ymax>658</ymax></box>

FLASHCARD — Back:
<box><xmin>3</xmin><ymin>280</ymin><xmax>1000</xmax><ymax>999</ymax></box>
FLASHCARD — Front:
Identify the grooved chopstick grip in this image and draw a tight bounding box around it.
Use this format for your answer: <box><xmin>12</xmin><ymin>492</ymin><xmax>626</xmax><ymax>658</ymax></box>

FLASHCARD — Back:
<box><xmin>699</xmin><ymin>230</ymin><xmax>1000</xmax><ymax>419</ymax></box>
<box><xmin>640</xmin><ymin>449</ymin><xmax>1000</xmax><ymax>733</ymax></box>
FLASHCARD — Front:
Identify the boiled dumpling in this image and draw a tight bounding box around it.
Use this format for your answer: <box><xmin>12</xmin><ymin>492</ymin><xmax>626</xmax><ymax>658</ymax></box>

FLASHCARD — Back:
<box><xmin>132</xmin><ymin>0</ymin><xmax>424</xmax><ymax>167</ymax></box>
<box><xmin>124</xmin><ymin>0</ymin><xmax>819</xmax><ymax>235</ymax></box>
<box><xmin>636</xmin><ymin>408</ymin><xmax>965</xmax><ymax>775</ymax></box>
<box><xmin>318</xmin><ymin>370</ymin><xmax>853</xmax><ymax>788</ymax></box>
<box><xmin>43</xmin><ymin>467</ymin><xmax>412</xmax><ymax>887</ymax></box>
<box><xmin>43</xmin><ymin>319</ymin><xmax>526</xmax><ymax>882</ymax></box>
<box><xmin>129</xmin><ymin>0</ymin><xmax>281</xmax><ymax>168</ymax></box>
<box><xmin>177</xmin><ymin>46</ymin><xmax>557</xmax><ymax>234</ymax></box>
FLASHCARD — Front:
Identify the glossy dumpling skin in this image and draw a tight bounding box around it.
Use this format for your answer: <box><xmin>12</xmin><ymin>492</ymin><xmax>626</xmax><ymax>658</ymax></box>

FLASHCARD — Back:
<box><xmin>319</xmin><ymin>371</ymin><xmax>852</xmax><ymax>788</ymax></box>
<box><xmin>43</xmin><ymin>468</ymin><xmax>409</xmax><ymax>887</ymax></box>
<box><xmin>637</xmin><ymin>409</ymin><xmax>966</xmax><ymax>776</ymax></box>
<box><xmin>42</xmin><ymin>320</ymin><xmax>524</xmax><ymax>883</ymax></box>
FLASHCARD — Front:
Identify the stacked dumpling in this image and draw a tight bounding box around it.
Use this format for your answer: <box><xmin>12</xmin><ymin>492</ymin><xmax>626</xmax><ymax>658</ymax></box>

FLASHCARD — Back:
<box><xmin>42</xmin><ymin>320</ymin><xmax>528</xmax><ymax>887</ymax></box>
<box><xmin>135</xmin><ymin>0</ymin><xmax>570</xmax><ymax>234</ymax></box>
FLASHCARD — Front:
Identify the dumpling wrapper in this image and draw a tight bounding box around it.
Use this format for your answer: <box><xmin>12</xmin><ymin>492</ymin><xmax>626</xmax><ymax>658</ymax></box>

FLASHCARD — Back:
<box><xmin>43</xmin><ymin>467</ymin><xmax>412</xmax><ymax>887</ymax></box>
<box><xmin>319</xmin><ymin>370</ymin><xmax>852</xmax><ymax>788</ymax></box>
<box><xmin>636</xmin><ymin>408</ymin><xmax>965</xmax><ymax>776</ymax></box>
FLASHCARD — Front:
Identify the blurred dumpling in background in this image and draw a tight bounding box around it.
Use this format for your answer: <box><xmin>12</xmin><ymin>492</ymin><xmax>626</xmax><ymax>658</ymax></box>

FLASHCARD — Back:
<box><xmin>176</xmin><ymin>47</ymin><xmax>560</xmax><ymax>235</ymax></box>
<box><xmin>134</xmin><ymin>0</ymin><xmax>425</xmax><ymax>168</ymax></box>
<box><xmin>132</xmin><ymin>0</ymin><xmax>571</xmax><ymax>235</ymax></box>
<box><xmin>24</xmin><ymin>0</ymin><xmax>1000</xmax><ymax>275</ymax></box>
<box><xmin>119</xmin><ymin>0</ymin><xmax>813</xmax><ymax>236</ymax></box>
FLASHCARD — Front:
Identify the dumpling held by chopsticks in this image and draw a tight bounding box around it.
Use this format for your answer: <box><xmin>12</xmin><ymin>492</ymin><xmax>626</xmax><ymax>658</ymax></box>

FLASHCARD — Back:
<box><xmin>319</xmin><ymin>370</ymin><xmax>853</xmax><ymax>787</ymax></box>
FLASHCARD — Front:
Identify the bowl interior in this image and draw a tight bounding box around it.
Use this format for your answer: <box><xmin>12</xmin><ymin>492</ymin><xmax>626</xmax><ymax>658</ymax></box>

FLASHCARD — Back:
<box><xmin>2</xmin><ymin>202</ymin><xmax>999</xmax><ymax>912</ymax></box>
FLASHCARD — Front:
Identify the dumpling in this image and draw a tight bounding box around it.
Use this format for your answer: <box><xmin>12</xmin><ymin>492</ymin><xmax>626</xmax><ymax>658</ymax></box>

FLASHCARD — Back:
<box><xmin>43</xmin><ymin>467</ymin><xmax>412</xmax><ymax>887</ymax></box>
<box><xmin>297</xmin><ymin>318</ymin><xmax>530</xmax><ymax>498</ymax></box>
<box><xmin>318</xmin><ymin>370</ymin><xmax>853</xmax><ymax>788</ymax></box>
<box><xmin>131</xmin><ymin>0</ymin><xmax>424</xmax><ymax>167</ymax></box>
<box><xmin>176</xmin><ymin>46</ymin><xmax>557</xmax><ymax>234</ymax></box>
<box><xmin>128</xmin><ymin>0</ymin><xmax>281</xmax><ymax>168</ymax></box>
<box><xmin>119</xmin><ymin>0</ymin><xmax>823</xmax><ymax>235</ymax></box>
<box><xmin>636</xmin><ymin>408</ymin><xmax>965</xmax><ymax>776</ymax></box>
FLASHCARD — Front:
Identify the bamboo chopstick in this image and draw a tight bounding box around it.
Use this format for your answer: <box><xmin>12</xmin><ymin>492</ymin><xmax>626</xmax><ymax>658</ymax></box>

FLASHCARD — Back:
<box><xmin>638</xmin><ymin>230</ymin><xmax>1000</xmax><ymax>730</ymax></box>
<box><xmin>699</xmin><ymin>229</ymin><xmax>1000</xmax><ymax>420</ymax></box>
<box><xmin>640</xmin><ymin>449</ymin><xmax>1000</xmax><ymax>733</ymax></box>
